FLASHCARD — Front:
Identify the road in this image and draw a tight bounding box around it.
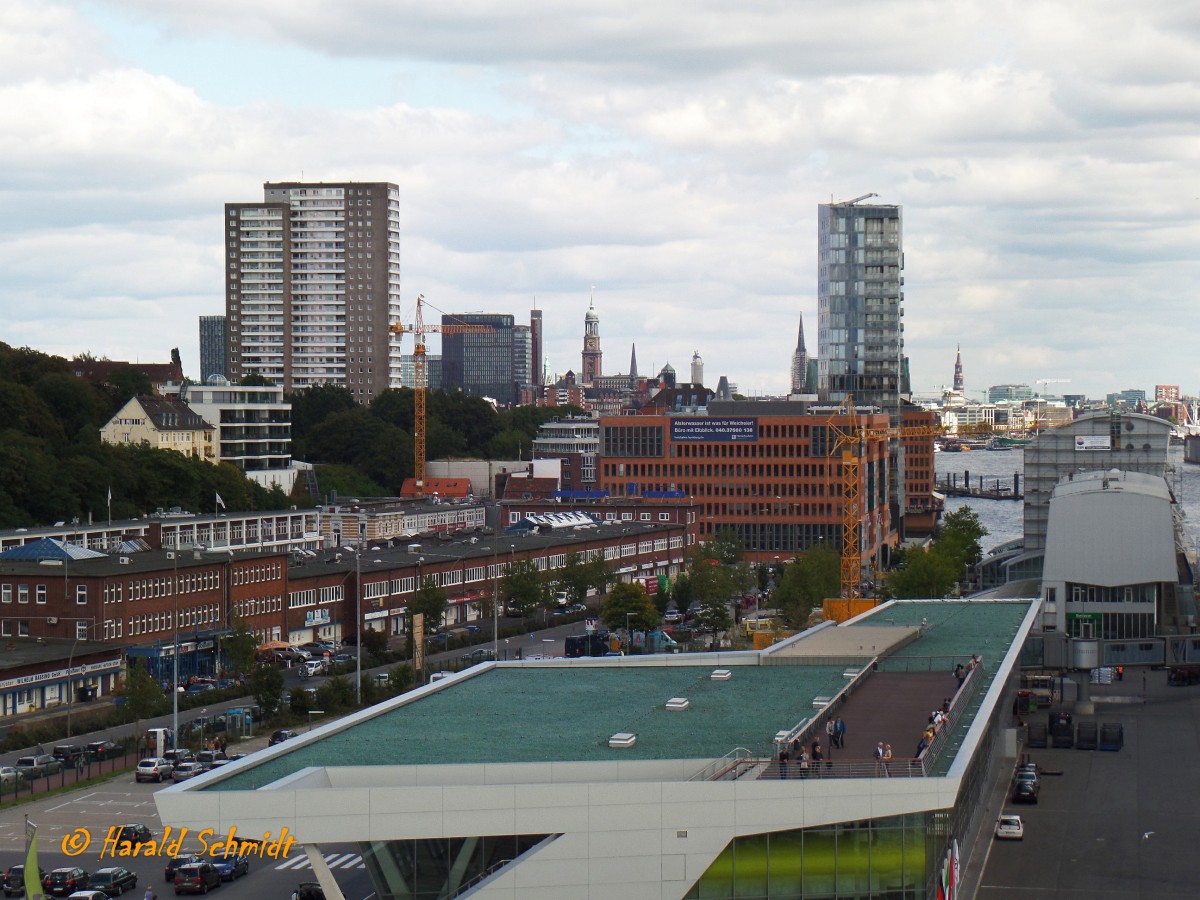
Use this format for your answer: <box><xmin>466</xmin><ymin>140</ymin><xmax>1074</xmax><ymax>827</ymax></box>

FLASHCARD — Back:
<box><xmin>0</xmin><ymin>614</ymin><xmax>602</xmax><ymax>900</ymax></box>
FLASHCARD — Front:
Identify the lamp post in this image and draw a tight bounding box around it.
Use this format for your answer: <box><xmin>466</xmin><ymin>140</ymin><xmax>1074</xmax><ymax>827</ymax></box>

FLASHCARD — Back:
<box><xmin>308</xmin><ymin>709</ymin><xmax>324</xmax><ymax>732</ymax></box>
<box><xmin>355</xmin><ymin>548</ymin><xmax>362</xmax><ymax>706</ymax></box>
<box><xmin>626</xmin><ymin>612</ymin><xmax>634</xmax><ymax>653</ymax></box>
<box><xmin>492</xmin><ymin>550</ymin><xmax>500</xmax><ymax>660</ymax></box>
<box><xmin>171</xmin><ymin>548</ymin><xmax>180</xmax><ymax>743</ymax></box>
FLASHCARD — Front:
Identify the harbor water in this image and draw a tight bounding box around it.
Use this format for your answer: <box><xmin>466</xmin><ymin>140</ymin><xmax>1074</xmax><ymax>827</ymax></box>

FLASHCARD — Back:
<box><xmin>934</xmin><ymin>446</ymin><xmax>1200</xmax><ymax>554</ymax></box>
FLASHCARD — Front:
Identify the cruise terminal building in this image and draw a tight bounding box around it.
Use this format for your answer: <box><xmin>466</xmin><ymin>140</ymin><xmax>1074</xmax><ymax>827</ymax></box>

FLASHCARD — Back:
<box><xmin>157</xmin><ymin>599</ymin><xmax>1037</xmax><ymax>899</ymax></box>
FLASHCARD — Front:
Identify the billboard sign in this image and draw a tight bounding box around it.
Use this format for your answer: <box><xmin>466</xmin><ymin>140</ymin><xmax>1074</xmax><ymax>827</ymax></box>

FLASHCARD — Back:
<box><xmin>1075</xmin><ymin>435</ymin><xmax>1111</xmax><ymax>451</ymax></box>
<box><xmin>670</xmin><ymin>417</ymin><xmax>757</xmax><ymax>443</ymax></box>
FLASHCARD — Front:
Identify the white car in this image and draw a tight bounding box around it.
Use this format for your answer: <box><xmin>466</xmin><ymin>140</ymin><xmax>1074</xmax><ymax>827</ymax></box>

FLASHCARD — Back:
<box><xmin>995</xmin><ymin>814</ymin><xmax>1024</xmax><ymax>840</ymax></box>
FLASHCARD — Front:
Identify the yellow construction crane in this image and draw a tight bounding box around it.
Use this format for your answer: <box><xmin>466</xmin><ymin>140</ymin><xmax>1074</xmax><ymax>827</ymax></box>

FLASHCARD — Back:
<box><xmin>388</xmin><ymin>294</ymin><xmax>493</xmax><ymax>497</ymax></box>
<box><xmin>826</xmin><ymin>400</ymin><xmax>940</xmax><ymax>602</ymax></box>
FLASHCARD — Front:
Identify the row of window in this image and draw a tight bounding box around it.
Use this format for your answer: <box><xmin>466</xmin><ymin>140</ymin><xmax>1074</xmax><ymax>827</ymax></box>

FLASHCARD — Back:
<box><xmin>1</xmin><ymin>584</ymin><xmax>87</xmax><ymax>605</ymax></box>
<box><xmin>233</xmin><ymin>596</ymin><xmax>283</xmax><ymax>618</ymax></box>
<box><xmin>232</xmin><ymin>561</ymin><xmax>284</xmax><ymax>585</ymax></box>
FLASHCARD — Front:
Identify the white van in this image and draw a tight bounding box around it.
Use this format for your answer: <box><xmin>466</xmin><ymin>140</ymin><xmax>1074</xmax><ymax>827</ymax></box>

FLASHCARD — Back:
<box><xmin>555</xmin><ymin>591</ymin><xmax>570</xmax><ymax>607</ymax></box>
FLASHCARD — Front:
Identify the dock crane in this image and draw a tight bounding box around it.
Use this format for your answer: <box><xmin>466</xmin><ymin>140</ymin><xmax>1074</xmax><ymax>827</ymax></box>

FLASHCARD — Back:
<box><xmin>388</xmin><ymin>295</ymin><xmax>493</xmax><ymax>497</ymax></box>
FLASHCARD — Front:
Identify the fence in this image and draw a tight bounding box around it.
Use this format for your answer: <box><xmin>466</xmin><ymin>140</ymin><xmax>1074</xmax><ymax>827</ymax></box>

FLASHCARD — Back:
<box><xmin>0</xmin><ymin>746</ymin><xmax>140</xmax><ymax>805</ymax></box>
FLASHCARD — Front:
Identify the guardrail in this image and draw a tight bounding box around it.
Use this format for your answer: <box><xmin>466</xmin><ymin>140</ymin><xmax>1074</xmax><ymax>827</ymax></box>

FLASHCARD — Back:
<box><xmin>701</xmin><ymin>657</ymin><xmax>988</xmax><ymax>782</ymax></box>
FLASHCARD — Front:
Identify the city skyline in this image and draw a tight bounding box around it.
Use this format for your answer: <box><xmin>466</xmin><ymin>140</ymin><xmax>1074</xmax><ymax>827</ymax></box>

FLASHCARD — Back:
<box><xmin>3</xmin><ymin>2</ymin><xmax>1198</xmax><ymax>399</ymax></box>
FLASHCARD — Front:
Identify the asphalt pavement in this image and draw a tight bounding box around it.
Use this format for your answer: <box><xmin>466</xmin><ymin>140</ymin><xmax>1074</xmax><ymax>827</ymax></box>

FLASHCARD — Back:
<box><xmin>972</xmin><ymin>669</ymin><xmax>1200</xmax><ymax>900</ymax></box>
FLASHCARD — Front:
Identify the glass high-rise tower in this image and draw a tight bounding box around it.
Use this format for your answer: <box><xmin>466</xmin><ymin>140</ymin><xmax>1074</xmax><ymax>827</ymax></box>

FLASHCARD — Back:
<box><xmin>816</xmin><ymin>199</ymin><xmax>907</xmax><ymax>416</ymax></box>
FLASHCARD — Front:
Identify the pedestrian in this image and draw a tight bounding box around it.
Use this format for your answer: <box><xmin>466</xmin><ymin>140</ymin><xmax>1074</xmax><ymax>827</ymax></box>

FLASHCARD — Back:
<box><xmin>810</xmin><ymin>739</ymin><xmax>823</xmax><ymax>775</ymax></box>
<box><xmin>883</xmin><ymin>744</ymin><xmax>893</xmax><ymax>776</ymax></box>
<box><xmin>826</xmin><ymin>718</ymin><xmax>836</xmax><ymax>746</ymax></box>
<box><xmin>798</xmin><ymin>747</ymin><xmax>810</xmax><ymax>778</ymax></box>
<box><xmin>874</xmin><ymin>741</ymin><xmax>885</xmax><ymax>773</ymax></box>
<box><xmin>778</xmin><ymin>746</ymin><xmax>790</xmax><ymax>779</ymax></box>
<box><xmin>144</xmin><ymin>885</ymin><xmax>157</xmax><ymax>900</ymax></box>
<box><xmin>834</xmin><ymin>717</ymin><xmax>846</xmax><ymax>749</ymax></box>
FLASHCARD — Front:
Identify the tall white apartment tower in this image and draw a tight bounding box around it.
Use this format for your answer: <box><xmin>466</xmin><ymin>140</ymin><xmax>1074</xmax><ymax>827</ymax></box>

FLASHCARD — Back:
<box><xmin>225</xmin><ymin>181</ymin><xmax>402</xmax><ymax>402</ymax></box>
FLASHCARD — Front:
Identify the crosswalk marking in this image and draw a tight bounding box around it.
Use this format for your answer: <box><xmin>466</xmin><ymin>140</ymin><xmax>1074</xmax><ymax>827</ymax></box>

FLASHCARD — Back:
<box><xmin>276</xmin><ymin>853</ymin><xmax>365</xmax><ymax>872</ymax></box>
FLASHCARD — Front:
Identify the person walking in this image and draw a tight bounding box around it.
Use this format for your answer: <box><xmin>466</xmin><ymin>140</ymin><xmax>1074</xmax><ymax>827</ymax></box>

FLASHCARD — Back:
<box><xmin>826</xmin><ymin>718</ymin><xmax>836</xmax><ymax>747</ymax></box>
<box><xmin>834</xmin><ymin>717</ymin><xmax>846</xmax><ymax>749</ymax></box>
<box><xmin>883</xmin><ymin>744</ymin><xmax>893</xmax><ymax>776</ymax></box>
<box><xmin>144</xmin><ymin>885</ymin><xmax>157</xmax><ymax>900</ymax></box>
<box><xmin>810</xmin><ymin>739</ymin><xmax>824</xmax><ymax>776</ymax></box>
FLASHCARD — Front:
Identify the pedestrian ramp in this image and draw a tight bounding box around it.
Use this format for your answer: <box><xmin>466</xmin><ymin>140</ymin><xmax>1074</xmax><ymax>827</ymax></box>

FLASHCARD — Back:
<box><xmin>275</xmin><ymin>852</ymin><xmax>367</xmax><ymax>871</ymax></box>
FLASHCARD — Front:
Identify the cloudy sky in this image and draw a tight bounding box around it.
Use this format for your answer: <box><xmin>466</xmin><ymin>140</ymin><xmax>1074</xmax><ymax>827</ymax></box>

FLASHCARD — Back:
<box><xmin>3</xmin><ymin>1</ymin><xmax>1197</xmax><ymax>400</ymax></box>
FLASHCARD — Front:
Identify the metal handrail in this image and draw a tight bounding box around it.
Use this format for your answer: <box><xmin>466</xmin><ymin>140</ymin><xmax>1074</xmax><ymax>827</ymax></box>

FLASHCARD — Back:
<box><xmin>689</xmin><ymin>747</ymin><xmax>755</xmax><ymax>782</ymax></box>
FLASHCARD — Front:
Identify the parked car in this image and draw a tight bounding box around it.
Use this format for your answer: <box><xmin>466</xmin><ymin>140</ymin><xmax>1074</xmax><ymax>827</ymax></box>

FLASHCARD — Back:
<box><xmin>85</xmin><ymin>740</ymin><xmax>123</xmax><ymax>761</ymax></box>
<box><xmin>52</xmin><ymin>745</ymin><xmax>86</xmax><ymax>766</ymax></box>
<box><xmin>1012</xmin><ymin>779</ymin><xmax>1040</xmax><ymax>804</ymax></box>
<box><xmin>332</xmin><ymin>653</ymin><xmax>353</xmax><ymax>665</ymax></box>
<box><xmin>43</xmin><ymin>868</ymin><xmax>89</xmax><ymax>897</ymax></box>
<box><xmin>87</xmin><ymin>867</ymin><xmax>137</xmax><ymax>896</ymax></box>
<box><xmin>163</xmin><ymin>856</ymin><xmax>202</xmax><ymax>884</ymax></box>
<box><xmin>0</xmin><ymin>766</ymin><xmax>21</xmax><ymax>786</ymax></box>
<box><xmin>211</xmin><ymin>853</ymin><xmax>250</xmax><ymax>882</ymax></box>
<box><xmin>301</xmin><ymin>659</ymin><xmax>327</xmax><ymax>677</ymax></box>
<box><xmin>15</xmin><ymin>755</ymin><xmax>62</xmax><ymax>779</ymax></box>
<box><xmin>209</xmin><ymin>753</ymin><xmax>245</xmax><ymax>769</ymax></box>
<box><xmin>184</xmin><ymin>683</ymin><xmax>216</xmax><ymax>695</ymax></box>
<box><xmin>172</xmin><ymin>863</ymin><xmax>220</xmax><ymax>895</ymax></box>
<box><xmin>66</xmin><ymin>892</ymin><xmax>111</xmax><ymax>900</ymax></box>
<box><xmin>995</xmin><ymin>814</ymin><xmax>1024</xmax><ymax>840</ymax></box>
<box><xmin>662</xmin><ymin>608</ymin><xmax>683</xmax><ymax>624</ymax></box>
<box><xmin>3</xmin><ymin>866</ymin><xmax>46</xmax><ymax>897</ymax></box>
<box><xmin>195</xmin><ymin>750</ymin><xmax>226</xmax><ymax>766</ymax></box>
<box><xmin>113</xmin><ymin>824</ymin><xmax>153</xmax><ymax>847</ymax></box>
<box><xmin>170</xmin><ymin>762</ymin><xmax>210</xmax><ymax>783</ymax></box>
<box><xmin>459</xmin><ymin>647</ymin><xmax>496</xmax><ymax>663</ymax></box>
<box><xmin>135</xmin><ymin>758</ymin><xmax>174</xmax><ymax>783</ymax></box>
<box><xmin>295</xmin><ymin>883</ymin><xmax>324</xmax><ymax>900</ymax></box>
<box><xmin>162</xmin><ymin>749</ymin><xmax>194</xmax><ymax>767</ymax></box>
<box><xmin>269</xmin><ymin>729</ymin><xmax>297</xmax><ymax>746</ymax></box>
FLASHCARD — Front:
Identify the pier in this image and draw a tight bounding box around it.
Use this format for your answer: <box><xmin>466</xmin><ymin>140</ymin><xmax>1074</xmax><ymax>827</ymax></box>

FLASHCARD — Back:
<box><xmin>937</xmin><ymin>471</ymin><xmax>1023</xmax><ymax>501</ymax></box>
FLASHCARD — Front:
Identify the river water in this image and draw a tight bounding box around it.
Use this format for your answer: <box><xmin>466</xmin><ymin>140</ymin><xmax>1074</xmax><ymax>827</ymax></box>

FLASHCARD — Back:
<box><xmin>934</xmin><ymin>446</ymin><xmax>1199</xmax><ymax>553</ymax></box>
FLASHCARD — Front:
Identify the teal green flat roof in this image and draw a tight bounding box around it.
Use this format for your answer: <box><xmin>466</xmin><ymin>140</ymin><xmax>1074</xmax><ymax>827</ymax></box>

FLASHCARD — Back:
<box><xmin>213</xmin><ymin>663</ymin><xmax>848</xmax><ymax>791</ymax></box>
<box><xmin>862</xmin><ymin>600</ymin><xmax>1030</xmax><ymax>665</ymax></box>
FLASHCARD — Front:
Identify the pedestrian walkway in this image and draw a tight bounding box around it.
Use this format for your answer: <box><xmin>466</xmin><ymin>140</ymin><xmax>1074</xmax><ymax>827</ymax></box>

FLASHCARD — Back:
<box><xmin>275</xmin><ymin>851</ymin><xmax>367</xmax><ymax>871</ymax></box>
<box><xmin>825</xmin><ymin>671</ymin><xmax>959</xmax><ymax>762</ymax></box>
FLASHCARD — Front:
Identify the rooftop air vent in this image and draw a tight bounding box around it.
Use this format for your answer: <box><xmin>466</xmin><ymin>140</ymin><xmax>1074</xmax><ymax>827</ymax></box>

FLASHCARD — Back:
<box><xmin>665</xmin><ymin>697</ymin><xmax>690</xmax><ymax>711</ymax></box>
<box><xmin>608</xmin><ymin>732</ymin><xmax>637</xmax><ymax>749</ymax></box>
<box><xmin>119</xmin><ymin>556</ymin><xmax>131</xmax><ymax>565</ymax></box>
<box><xmin>711</xmin><ymin>669</ymin><xmax>732</xmax><ymax>681</ymax></box>
<box><xmin>812</xmin><ymin>696</ymin><xmax>832</xmax><ymax>709</ymax></box>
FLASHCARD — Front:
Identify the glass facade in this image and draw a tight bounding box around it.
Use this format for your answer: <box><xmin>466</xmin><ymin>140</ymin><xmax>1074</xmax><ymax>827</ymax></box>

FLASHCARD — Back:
<box><xmin>360</xmin><ymin>833</ymin><xmax>551</xmax><ymax>899</ymax></box>
<box><xmin>440</xmin><ymin>313</ymin><xmax>517</xmax><ymax>405</ymax></box>
<box><xmin>684</xmin><ymin>814</ymin><xmax>929</xmax><ymax>899</ymax></box>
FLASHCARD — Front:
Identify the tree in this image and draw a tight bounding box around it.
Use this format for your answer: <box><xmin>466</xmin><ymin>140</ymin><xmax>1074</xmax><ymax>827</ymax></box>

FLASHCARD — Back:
<box><xmin>360</xmin><ymin>629</ymin><xmax>388</xmax><ymax>657</ymax></box>
<box><xmin>599</xmin><ymin>582</ymin><xmax>660</xmax><ymax>632</ymax></box>
<box><xmin>249</xmin><ymin>664</ymin><xmax>286</xmax><ymax>718</ymax></box>
<box><xmin>707</xmin><ymin>527</ymin><xmax>746</xmax><ymax>565</ymax></box>
<box><xmin>500</xmin><ymin>557</ymin><xmax>548</xmax><ymax>618</ymax></box>
<box><xmin>555</xmin><ymin>552</ymin><xmax>593</xmax><ymax>604</ymax></box>
<box><xmin>411</xmin><ymin>575</ymin><xmax>448</xmax><ymax>632</ymax></box>
<box><xmin>937</xmin><ymin>506</ymin><xmax>988</xmax><ymax>570</ymax></box>
<box><xmin>691</xmin><ymin>596</ymin><xmax>734</xmax><ymax>647</ymax></box>
<box><xmin>775</xmin><ymin>544</ymin><xmax>840</xmax><ymax>627</ymax></box>
<box><xmin>385</xmin><ymin>663</ymin><xmax>416</xmax><ymax>694</ymax></box>
<box><xmin>886</xmin><ymin>548</ymin><xmax>960</xmax><ymax>599</ymax></box>
<box><xmin>315</xmin><ymin>675</ymin><xmax>356</xmax><ymax>713</ymax></box>
<box><xmin>119</xmin><ymin>661</ymin><xmax>166</xmax><ymax>722</ymax></box>
<box><xmin>222</xmin><ymin>619</ymin><xmax>259</xmax><ymax>677</ymax></box>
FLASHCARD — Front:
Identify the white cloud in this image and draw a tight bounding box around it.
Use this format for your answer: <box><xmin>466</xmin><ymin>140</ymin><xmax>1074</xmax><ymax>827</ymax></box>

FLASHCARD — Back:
<box><xmin>1</xmin><ymin>0</ymin><xmax>1198</xmax><ymax>398</ymax></box>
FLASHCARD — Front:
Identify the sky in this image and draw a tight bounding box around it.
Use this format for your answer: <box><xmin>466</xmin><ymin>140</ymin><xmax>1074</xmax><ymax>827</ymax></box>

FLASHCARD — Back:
<box><xmin>2</xmin><ymin>1</ymin><xmax>1198</xmax><ymax>401</ymax></box>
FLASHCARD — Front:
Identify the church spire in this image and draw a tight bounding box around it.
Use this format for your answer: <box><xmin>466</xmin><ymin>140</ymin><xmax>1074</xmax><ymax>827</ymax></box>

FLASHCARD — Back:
<box><xmin>629</xmin><ymin>343</ymin><xmax>638</xmax><ymax>380</ymax></box>
<box><xmin>953</xmin><ymin>344</ymin><xmax>964</xmax><ymax>393</ymax></box>
<box><xmin>791</xmin><ymin>314</ymin><xmax>809</xmax><ymax>393</ymax></box>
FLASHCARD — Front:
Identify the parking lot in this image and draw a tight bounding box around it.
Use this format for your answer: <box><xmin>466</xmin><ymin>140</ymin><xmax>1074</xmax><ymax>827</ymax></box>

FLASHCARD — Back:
<box><xmin>974</xmin><ymin>671</ymin><xmax>1200</xmax><ymax>899</ymax></box>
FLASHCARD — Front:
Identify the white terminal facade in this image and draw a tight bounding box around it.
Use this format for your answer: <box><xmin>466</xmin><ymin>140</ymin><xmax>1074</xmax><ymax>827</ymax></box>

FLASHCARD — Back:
<box><xmin>159</xmin><ymin>599</ymin><xmax>1037</xmax><ymax>900</ymax></box>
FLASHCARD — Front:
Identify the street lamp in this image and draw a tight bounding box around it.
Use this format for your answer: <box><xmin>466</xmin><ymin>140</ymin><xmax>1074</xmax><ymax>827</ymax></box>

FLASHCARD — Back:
<box><xmin>492</xmin><ymin>550</ymin><xmax>500</xmax><ymax>660</ymax></box>
<box><xmin>308</xmin><ymin>709</ymin><xmax>324</xmax><ymax>732</ymax></box>
<box><xmin>355</xmin><ymin>548</ymin><xmax>362</xmax><ymax>706</ymax></box>
<box><xmin>171</xmin><ymin>549</ymin><xmax>180</xmax><ymax>743</ymax></box>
